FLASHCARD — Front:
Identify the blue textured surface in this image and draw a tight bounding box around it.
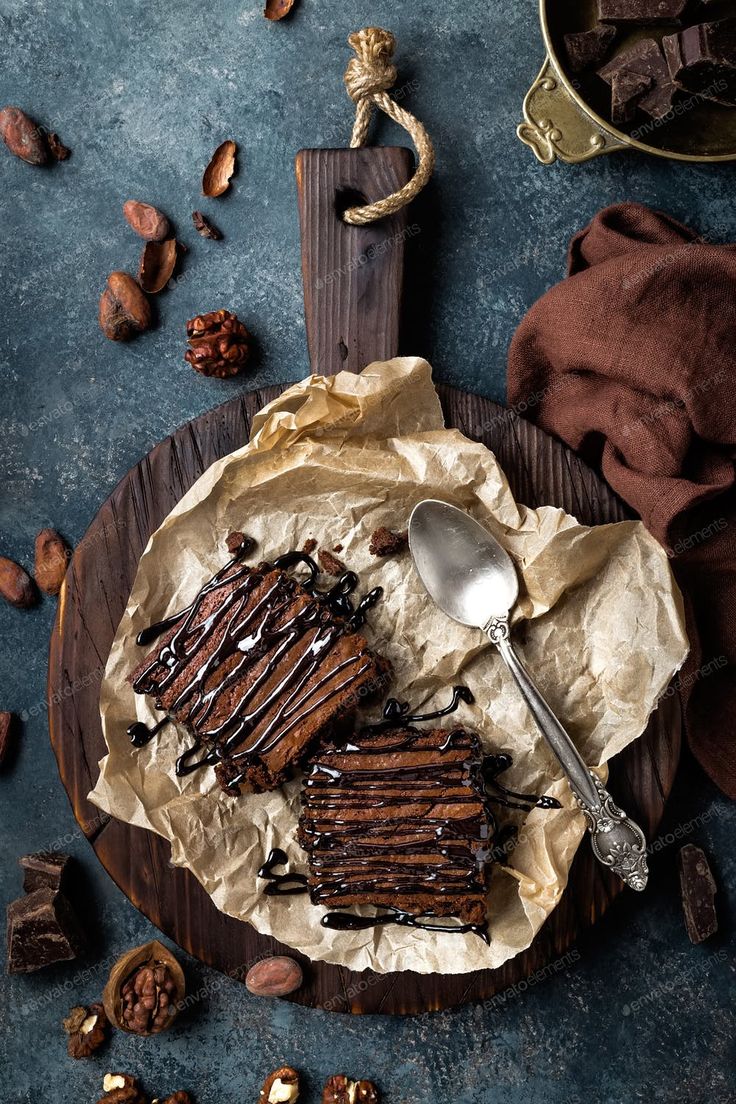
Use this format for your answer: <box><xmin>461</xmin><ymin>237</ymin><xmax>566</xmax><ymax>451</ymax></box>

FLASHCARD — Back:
<box><xmin>0</xmin><ymin>2</ymin><xmax>734</xmax><ymax>1102</ymax></box>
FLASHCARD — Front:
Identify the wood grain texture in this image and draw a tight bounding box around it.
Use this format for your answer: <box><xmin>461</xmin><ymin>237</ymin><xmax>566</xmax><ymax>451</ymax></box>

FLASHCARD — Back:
<box><xmin>48</xmin><ymin>383</ymin><xmax>681</xmax><ymax>1015</ymax></box>
<box><xmin>296</xmin><ymin>147</ymin><xmax>413</xmax><ymax>375</ymax></box>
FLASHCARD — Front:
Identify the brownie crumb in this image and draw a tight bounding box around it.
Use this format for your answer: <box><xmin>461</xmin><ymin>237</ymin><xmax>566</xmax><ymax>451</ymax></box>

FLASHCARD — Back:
<box><xmin>369</xmin><ymin>527</ymin><xmax>408</xmax><ymax>557</ymax></box>
<box><xmin>333</xmin><ymin>543</ymin><xmax>343</xmax><ymax>553</ymax></box>
<box><xmin>225</xmin><ymin>531</ymin><xmax>255</xmax><ymax>556</ymax></box>
<box><xmin>318</xmin><ymin>549</ymin><xmax>346</xmax><ymax>576</ymax></box>
<box><xmin>302</xmin><ymin>538</ymin><xmax>318</xmax><ymax>555</ymax></box>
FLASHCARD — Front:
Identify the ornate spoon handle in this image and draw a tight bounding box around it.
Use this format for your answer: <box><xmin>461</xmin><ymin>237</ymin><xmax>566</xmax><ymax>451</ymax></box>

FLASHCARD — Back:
<box><xmin>487</xmin><ymin>617</ymin><xmax>649</xmax><ymax>891</ymax></box>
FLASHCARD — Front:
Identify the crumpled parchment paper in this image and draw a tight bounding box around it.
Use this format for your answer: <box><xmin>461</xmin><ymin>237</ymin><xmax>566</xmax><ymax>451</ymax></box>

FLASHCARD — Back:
<box><xmin>90</xmin><ymin>358</ymin><xmax>689</xmax><ymax>975</ymax></box>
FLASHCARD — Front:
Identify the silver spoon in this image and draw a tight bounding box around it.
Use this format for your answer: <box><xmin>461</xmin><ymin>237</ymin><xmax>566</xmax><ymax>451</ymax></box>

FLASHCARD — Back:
<box><xmin>409</xmin><ymin>499</ymin><xmax>649</xmax><ymax>891</ymax></box>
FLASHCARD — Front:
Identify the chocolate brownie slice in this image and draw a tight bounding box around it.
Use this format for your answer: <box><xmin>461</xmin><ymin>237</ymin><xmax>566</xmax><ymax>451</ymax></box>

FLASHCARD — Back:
<box><xmin>130</xmin><ymin>555</ymin><xmax>389</xmax><ymax>794</ymax></box>
<box><xmin>298</xmin><ymin>726</ymin><xmax>494</xmax><ymax>929</ymax></box>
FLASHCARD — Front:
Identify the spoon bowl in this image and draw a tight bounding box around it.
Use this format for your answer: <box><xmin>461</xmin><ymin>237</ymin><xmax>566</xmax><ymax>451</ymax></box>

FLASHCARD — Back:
<box><xmin>408</xmin><ymin>500</ymin><xmax>518</xmax><ymax>629</ymax></box>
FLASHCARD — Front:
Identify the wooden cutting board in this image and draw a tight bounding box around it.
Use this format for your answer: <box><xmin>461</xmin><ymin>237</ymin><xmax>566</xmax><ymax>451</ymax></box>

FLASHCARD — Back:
<box><xmin>48</xmin><ymin>147</ymin><xmax>681</xmax><ymax>1014</ymax></box>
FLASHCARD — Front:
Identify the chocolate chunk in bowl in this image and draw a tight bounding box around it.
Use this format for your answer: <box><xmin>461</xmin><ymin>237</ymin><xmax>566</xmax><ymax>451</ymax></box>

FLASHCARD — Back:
<box><xmin>520</xmin><ymin>0</ymin><xmax>736</xmax><ymax>162</ymax></box>
<box><xmin>663</xmin><ymin>17</ymin><xmax>736</xmax><ymax>107</ymax></box>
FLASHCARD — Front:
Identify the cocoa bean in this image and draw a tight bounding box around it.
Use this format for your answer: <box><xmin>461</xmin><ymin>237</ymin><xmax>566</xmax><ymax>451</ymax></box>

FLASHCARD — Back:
<box><xmin>0</xmin><ymin>556</ymin><xmax>37</xmax><ymax>608</ymax></box>
<box><xmin>34</xmin><ymin>528</ymin><xmax>71</xmax><ymax>596</ymax></box>
<box><xmin>99</xmin><ymin>272</ymin><xmax>151</xmax><ymax>341</ymax></box>
<box><xmin>245</xmin><ymin>955</ymin><xmax>303</xmax><ymax>997</ymax></box>
<box><xmin>47</xmin><ymin>132</ymin><xmax>70</xmax><ymax>161</ymax></box>
<box><xmin>0</xmin><ymin>712</ymin><xmax>14</xmax><ymax>767</ymax></box>
<box><xmin>0</xmin><ymin>106</ymin><xmax>48</xmax><ymax>165</ymax></box>
<box><xmin>123</xmin><ymin>200</ymin><xmax>170</xmax><ymax>242</ymax></box>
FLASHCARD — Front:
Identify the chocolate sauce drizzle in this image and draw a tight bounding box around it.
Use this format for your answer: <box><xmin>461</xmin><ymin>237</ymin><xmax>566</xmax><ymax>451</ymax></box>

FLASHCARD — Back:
<box><xmin>365</xmin><ymin>685</ymin><xmax>475</xmax><ymax>732</ymax></box>
<box><xmin>483</xmin><ymin>754</ymin><xmax>562</xmax><ymax>813</ymax></box>
<box><xmin>258</xmin><ymin>848</ymin><xmax>308</xmax><ymax>897</ymax></box>
<box><xmin>129</xmin><ymin>548</ymin><xmax>384</xmax><ymax>790</ymax></box>
<box><xmin>320</xmin><ymin>909</ymin><xmax>485</xmax><ymax>938</ymax></box>
<box><xmin>127</xmin><ymin>716</ymin><xmax>170</xmax><ymax>748</ymax></box>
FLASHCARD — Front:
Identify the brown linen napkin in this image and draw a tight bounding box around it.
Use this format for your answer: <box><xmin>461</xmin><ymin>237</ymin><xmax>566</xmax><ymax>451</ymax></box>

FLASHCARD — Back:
<box><xmin>508</xmin><ymin>202</ymin><xmax>736</xmax><ymax>799</ymax></box>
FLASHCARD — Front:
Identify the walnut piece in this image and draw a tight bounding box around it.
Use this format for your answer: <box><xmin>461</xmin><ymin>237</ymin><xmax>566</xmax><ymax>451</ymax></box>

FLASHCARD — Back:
<box><xmin>260</xmin><ymin>1067</ymin><xmax>300</xmax><ymax>1104</ymax></box>
<box><xmin>98</xmin><ymin>1073</ymin><xmax>147</xmax><ymax>1104</ymax></box>
<box><xmin>322</xmin><ymin>1075</ymin><xmax>379</xmax><ymax>1104</ymax></box>
<box><xmin>63</xmin><ymin>1002</ymin><xmax>108</xmax><ymax>1058</ymax></box>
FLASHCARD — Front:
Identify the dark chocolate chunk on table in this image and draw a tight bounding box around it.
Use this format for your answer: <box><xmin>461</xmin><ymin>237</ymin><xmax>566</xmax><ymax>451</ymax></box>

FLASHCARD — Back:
<box><xmin>6</xmin><ymin>888</ymin><xmax>85</xmax><ymax>974</ymax></box>
<box><xmin>678</xmin><ymin>843</ymin><xmax>718</xmax><ymax>944</ymax></box>
<box><xmin>20</xmin><ymin>850</ymin><xmax>71</xmax><ymax>894</ymax></box>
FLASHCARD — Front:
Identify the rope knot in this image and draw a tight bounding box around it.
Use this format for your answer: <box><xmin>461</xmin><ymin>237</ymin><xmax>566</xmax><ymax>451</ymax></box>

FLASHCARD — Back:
<box><xmin>344</xmin><ymin>27</ymin><xmax>398</xmax><ymax>102</ymax></box>
<box><xmin>340</xmin><ymin>27</ymin><xmax>435</xmax><ymax>226</ymax></box>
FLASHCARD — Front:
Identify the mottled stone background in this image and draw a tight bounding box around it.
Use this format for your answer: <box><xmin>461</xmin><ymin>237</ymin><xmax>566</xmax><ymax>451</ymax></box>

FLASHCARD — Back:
<box><xmin>0</xmin><ymin>2</ymin><xmax>734</xmax><ymax>1102</ymax></box>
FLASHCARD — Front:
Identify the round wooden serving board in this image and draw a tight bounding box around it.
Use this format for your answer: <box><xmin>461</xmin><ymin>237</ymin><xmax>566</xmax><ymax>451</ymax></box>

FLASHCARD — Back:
<box><xmin>48</xmin><ymin>381</ymin><xmax>681</xmax><ymax>1015</ymax></box>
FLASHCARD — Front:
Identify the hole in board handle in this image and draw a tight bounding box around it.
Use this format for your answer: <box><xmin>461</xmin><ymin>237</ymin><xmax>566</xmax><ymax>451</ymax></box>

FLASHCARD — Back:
<box><xmin>334</xmin><ymin>185</ymin><xmax>369</xmax><ymax>223</ymax></box>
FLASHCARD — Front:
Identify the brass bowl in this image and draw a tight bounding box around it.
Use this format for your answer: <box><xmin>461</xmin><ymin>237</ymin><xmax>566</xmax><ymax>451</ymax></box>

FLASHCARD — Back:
<box><xmin>518</xmin><ymin>0</ymin><xmax>736</xmax><ymax>163</ymax></box>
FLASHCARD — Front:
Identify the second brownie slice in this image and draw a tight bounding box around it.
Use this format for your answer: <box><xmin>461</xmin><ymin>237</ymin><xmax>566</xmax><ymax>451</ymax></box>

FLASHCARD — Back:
<box><xmin>298</xmin><ymin>726</ymin><xmax>495</xmax><ymax>930</ymax></box>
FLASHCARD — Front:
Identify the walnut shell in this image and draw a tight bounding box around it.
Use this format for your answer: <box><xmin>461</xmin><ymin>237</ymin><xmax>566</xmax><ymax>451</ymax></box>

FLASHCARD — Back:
<box><xmin>102</xmin><ymin>940</ymin><xmax>185</xmax><ymax>1036</ymax></box>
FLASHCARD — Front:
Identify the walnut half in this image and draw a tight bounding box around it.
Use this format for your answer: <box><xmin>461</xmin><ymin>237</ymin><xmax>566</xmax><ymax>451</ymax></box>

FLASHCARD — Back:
<box><xmin>97</xmin><ymin>1073</ymin><xmax>147</xmax><ymax>1104</ymax></box>
<box><xmin>62</xmin><ymin>1003</ymin><xmax>108</xmax><ymax>1058</ymax></box>
<box><xmin>322</xmin><ymin>1075</ymin><xmax>379</xmax><ymax>1104</ymax></box>
<box><xmin>259</xmin><ymin>1067</ymin><xmax>300</xmax><ymax>1104</ymax></box>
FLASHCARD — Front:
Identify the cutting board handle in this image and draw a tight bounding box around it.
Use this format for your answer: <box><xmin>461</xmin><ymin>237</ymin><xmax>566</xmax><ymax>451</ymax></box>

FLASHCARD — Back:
<box><xmin>296</xmin><ymin>146</ymin><xmax>413</xmax><ymax>376</ymax></box>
